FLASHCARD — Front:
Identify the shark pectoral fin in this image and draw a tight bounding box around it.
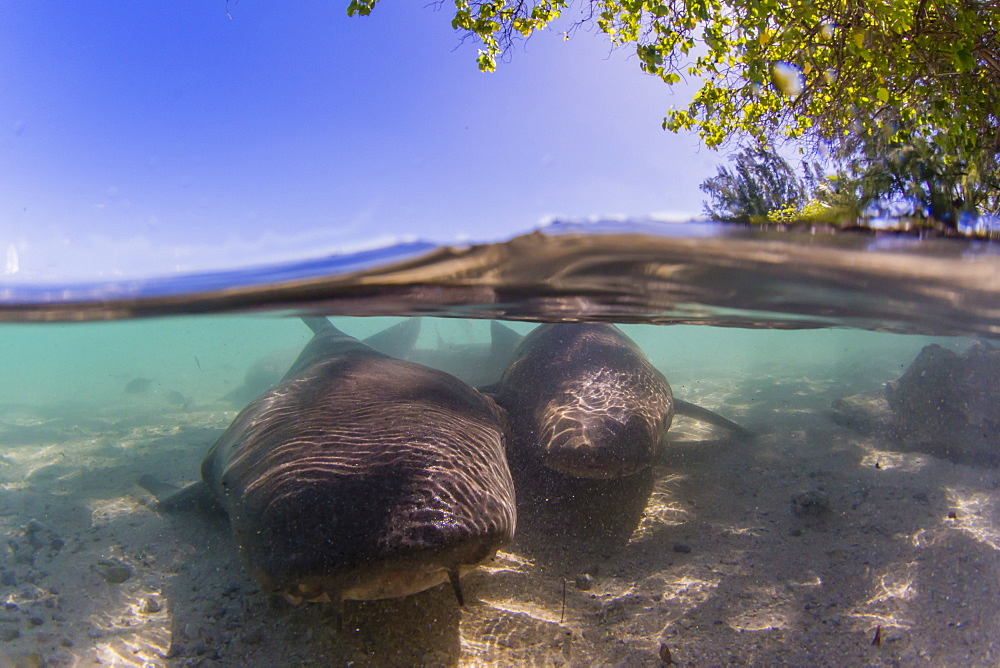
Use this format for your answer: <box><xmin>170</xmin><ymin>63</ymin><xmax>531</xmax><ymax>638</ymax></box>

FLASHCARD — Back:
<box><xmin>363</xmin><ymin>318</ymin><xmax>422</xmax><ymax>359</ymax></box>
<box><xmin>673</xmin><ymin>399</ymin><xmax>756</xmax><ymax>442</ymax></box>
<box><xmin>448</xmin><ymin>569</ymin><xmax>465</xmax><ymax>606</ymax></box>
<box><xmin>137</xmin><ymin>474</ymin><xmax>180</xmax><ymax>500</ymax></box>
<box><xmin>138</xmin><ymin>476</ymin><xmax>223</xmax><ymax>515</ymax></box>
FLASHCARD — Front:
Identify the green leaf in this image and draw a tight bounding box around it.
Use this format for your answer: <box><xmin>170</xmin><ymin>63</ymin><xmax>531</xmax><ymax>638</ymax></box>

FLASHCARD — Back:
<box><xmin>953</xmin><ymin>47</ymin><xmax>976</xmax><ymax>72</ymax></box>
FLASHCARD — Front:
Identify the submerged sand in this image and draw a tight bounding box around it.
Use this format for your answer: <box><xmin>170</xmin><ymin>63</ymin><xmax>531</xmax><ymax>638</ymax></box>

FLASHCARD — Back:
<box><xmin>0</xmin><ymin>369</ymin><xmax>997</xmax><ymax>667</ymax></box>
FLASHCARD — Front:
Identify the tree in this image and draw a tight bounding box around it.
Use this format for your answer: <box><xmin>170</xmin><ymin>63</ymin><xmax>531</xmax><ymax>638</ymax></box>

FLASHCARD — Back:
<box><xmin>700</xmin><ymin>148</ymin><xmax>818</xmax><ymax>223</ymax></box>
<box><xmin>828</xmin><ymin>122</ymin><xmax>1000</xmax><ymax>225</ymax></box>
<box><xmin>702</xmin><ymin>128</ymin><xmax>1000</xmax><ymax>228</ymax></box>
<box><xmin>347</xmin><ymin>1</ymin><xmax>1000</xmax><ymax>228</ymax></box>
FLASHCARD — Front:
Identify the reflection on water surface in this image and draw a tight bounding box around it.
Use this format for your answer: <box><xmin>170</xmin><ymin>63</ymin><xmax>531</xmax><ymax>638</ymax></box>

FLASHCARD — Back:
<box><xmin>2</xmin><ymin>222</ymin><xmax>1000</xmax><ymax>337</ymax></box>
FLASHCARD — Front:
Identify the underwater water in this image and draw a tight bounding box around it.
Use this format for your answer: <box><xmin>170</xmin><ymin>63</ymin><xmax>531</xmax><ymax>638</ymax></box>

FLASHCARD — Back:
<box><xmin>0</xmin><ymin>225</ymin><xmax>999</xmax><ymax>666</ymax></box>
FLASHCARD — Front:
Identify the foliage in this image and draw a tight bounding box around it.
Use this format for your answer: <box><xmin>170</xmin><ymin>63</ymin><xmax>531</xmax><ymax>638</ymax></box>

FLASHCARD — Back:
<box><xmin>826</xmin><ymin>123</ymin><xmax>1000</xmax><ymax>225</ymax></box>
<box><xmin>347</xmin><ymin>0</ymin><xmax>1000</xmax><ymax>215</ymax></box>
<box><xmin>766</xmin><ymin>198</ymin><xmax>831</xmax><ymax>225</ymax></box>
<box><xmin>700</xmin><ymin>147</ymin><xmax>821</xmax><ymax>223</ymax></box>
<box><xmin>703</xmin><ymin>128</ymin><xmax>1000</xmax><ymax>228</ymax></box>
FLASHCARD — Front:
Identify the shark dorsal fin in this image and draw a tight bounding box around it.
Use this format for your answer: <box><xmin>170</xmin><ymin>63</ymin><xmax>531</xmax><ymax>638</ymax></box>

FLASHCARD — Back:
<box><xmin>489</xmin><ymin>321</ymin><xmax>524</xmax><ymax>369</ymax></box>
<box><xmin>363</xmin><ymin>318</ymin><xmax>422</xmax><ymax>359</ymax></box>
<box><xmin>299</xmin><ymin>317</ymin><xmax>421</xmax><ymax>360</ymax></box>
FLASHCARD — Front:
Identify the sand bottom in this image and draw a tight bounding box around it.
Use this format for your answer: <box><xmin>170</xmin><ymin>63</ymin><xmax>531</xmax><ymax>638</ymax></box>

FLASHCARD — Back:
<box><xmin>0</xmin><ymin>370</ymin><xmax>997</xmax><ymax>667</ymax></box>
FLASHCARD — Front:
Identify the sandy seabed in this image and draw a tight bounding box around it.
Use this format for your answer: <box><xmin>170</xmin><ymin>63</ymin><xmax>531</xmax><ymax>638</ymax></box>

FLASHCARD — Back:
<box><xmin>0</xmin><ymin>370</ymin><xmax>997</xmax><ymax>667</ymax></box>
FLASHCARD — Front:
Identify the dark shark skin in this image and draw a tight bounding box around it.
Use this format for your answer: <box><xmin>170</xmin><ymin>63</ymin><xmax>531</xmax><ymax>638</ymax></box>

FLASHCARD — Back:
<box><xmin>491</xmin><ymin>323</ymin><xmax>752</xmax><ymax>479</ymax></box>
<box><xmin>493</xmin><ymin>323</ymin><xmax>673</xmax><ymax>479</ymax></box>
<box><xmin>150</xmin><ymin>318</ymin><xmax>516</xmax><ymax>607</ymax></box>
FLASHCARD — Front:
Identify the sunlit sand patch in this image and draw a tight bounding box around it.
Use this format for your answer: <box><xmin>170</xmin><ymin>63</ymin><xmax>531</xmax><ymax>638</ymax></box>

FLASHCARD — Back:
<box><xmin>909</xmin><ymin>527</ymin><xmax>942</xmax><ymax>548</ymax></box>
<box><xmin>630</xmin><ymin>474</ymin><xmax>690</xmax><ymax>542</ymax></box>
<box><xmin>648</xmin><ymin>571</ymin><xmax>726</xmax><ymax>637</ymax></box>
<box><xmin>89</xmin><ymin>496</ymin><xmax>145</xmax><ymax>528</ymax></box>
<box><xmin>460</xmin><ymin>608</ymin><xmax>572</xmax><ymax>665</ymax></box>
<box><xmin>848</xmin><ymin>612</ymin><xmax>911</xmax><ymax>634</ymax></box>
<box><xmin>944</xmin><ymin>487</ymin><xmax>1000</xmax><ymax>550</ymax></box>
<box><xmin>86</xmin><ymin>590</ymin><xmax>171</xmax><ymax>666</ymax></box>
<box><xmin>725</xmin><ymin>585</ymin><xmax>792</xmax><ymax>632</ymax></box>
<box><xmin>476</xmin><ymin>556</ymin><xmax>569</xmax><ymax>626</ymax></box>
<box><xmin>786</xmin><ymin>572</ymin><xmax>823</xmax><ymax>588</ymax></box>
<box><xmin>840</xmin><ymin>559</ymin><xmax>919</xmax><ymax>637</ymax></box>
<box><xmin>113</xmin><ymin>423</ymin><xmax>188</xmax><ymax>450</ymax></box>
<box><xmin>93</xmin><ymin>622</ymin><xmax>172</xmax><ymax>667</ymax></box>
<box><xmin>464</xmin><ymin>594</ymin><xmax>574</xmax><ymax>662</ymax></box>
<box><xmin>669</xmin><ymin>574</ymin><xmax>720</xmax><ymax>598</ymax></box>
<box><xmin>12</xmin><ymin>445</ymin><xmax>77</xmax><ymax>480</ymax></box>
<box><xmin>683</xmin><ymin>384</ymin><xmax>746</xmax><ymax>406</ymax></box>
<box><xmin>477</xmin><ymin>597</ymin><xmax>565</xmax><ymax>624</ymax></box>
<box><xmin>645</xmin><ymin>570</ymin><xmax>721</xmax><ymax>609</ymax></box>
<box><xmin>864</xmin><ymin>562</ymin><xmax>918</xmax><ymax>605</ymax></box>
<box><xmin>653</xmin><ymin>371</ymin><xmax>749</xmax><ymax>427</ymax></box>
<box><xmin>859</xmin><ymin>448</ymin><xmax>928</xmax><ymax>473</ymax></box>
<box><xmin>721</xmin><ymin>524</ymin><xmax>768</xmax><ymax>538</ymax></box>
<box><xmin>478</xmin><ymin>551</ymin><xmax>535</xmax><ymax>576</ymax></box>
<box><xmin>666</xmin><ymin>418</ymin><xmax>715</xmax><ymax>441</ymax></box>
<box><xmin>0</xmin><ymin>444</ymin><xmax>89</xmax><ymax>495</ymax></box>
<box><xmin>718</xmin><ymin>400</ymin><xmax>755</xmax><ymax>417</ymax></box>
<box><xmin>92</xmin><ymin>630</ymin><xmax>171</xmax><ymax>667</ymax></box>
<box><xmin>594</xmin><ymin>579</ymin><xmax>639</xmax><ymax>603</ymax></box>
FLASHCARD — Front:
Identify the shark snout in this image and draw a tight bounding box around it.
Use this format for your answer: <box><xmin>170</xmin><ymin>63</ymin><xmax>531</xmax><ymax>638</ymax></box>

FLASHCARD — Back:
<box><xmin>538</xmin><ymin>412</ymin><xmax>656</xmax><ymax>478</ymax></box>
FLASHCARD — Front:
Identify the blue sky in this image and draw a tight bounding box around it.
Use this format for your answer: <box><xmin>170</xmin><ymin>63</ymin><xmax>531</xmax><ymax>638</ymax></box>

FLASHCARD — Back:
<box><xmin>1</xmin><ymin>0</ymin><xmax>717</xmax><ymax>281</ymax></box>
